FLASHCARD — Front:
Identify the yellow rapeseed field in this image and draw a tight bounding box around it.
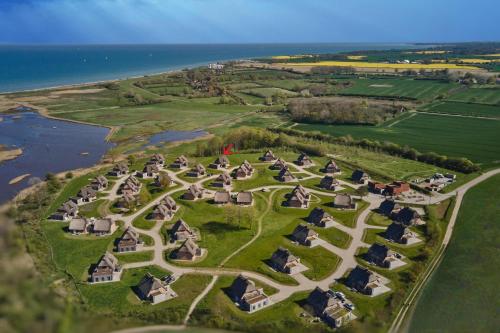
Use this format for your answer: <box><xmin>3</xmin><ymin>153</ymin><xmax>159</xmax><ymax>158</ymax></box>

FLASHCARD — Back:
<box><xmin>272</xmin><ymin>55</ymin><xmax>312</xmax><ymax>60</ymax></box>
<box><xmin>456</xmin><ymin>58</ymin><xmax>496</xmax><ymax>64</ymax></box>
<box><xmin>482</xmin><ymin>53</ymin><xmax>500</xmax><ymax>57</ymax></box>
<box><xmin>405</xmin><ymin>50</ymin><xmax>449</xmax><ymax>54</ymax></box>
<box><xmin>346</xmin><ymin>55</ymin><xmax>366</xmax><ymax>60</ymax></box>
<box><xmin>277</xmin><ymin>61</ymin><xmax>480</xmax><ymax>70</ymax></box>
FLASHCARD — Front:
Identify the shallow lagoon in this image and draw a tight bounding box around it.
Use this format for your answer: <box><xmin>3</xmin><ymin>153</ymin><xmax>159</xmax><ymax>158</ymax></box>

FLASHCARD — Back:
<box><xmin>0</xmin><ymin>112</ymin><xmax>114</xmax><ymax>203</ymax></box>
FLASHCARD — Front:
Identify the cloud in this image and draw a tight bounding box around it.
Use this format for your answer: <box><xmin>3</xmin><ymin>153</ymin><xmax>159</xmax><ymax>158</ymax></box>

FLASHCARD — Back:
<box><xmin>0</xmin><ymin>0</ymin><xmax>498</xmax><ymax>43</ymax></box>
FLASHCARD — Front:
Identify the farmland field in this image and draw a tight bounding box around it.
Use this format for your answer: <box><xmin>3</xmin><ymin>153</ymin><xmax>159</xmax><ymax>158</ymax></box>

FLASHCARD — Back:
<box><xmin>420</xmin><ymin>101</ymin><xmax>500</xmax><ymax>118</ymax></box>
<box><xmin>241</xmin><ymin>87</ymin><xmax>298</xmax><ymax>98</ymax></box>
<box><xmin>407</xmin><ymin>174</ymin><xmax>500</xmax><ymax>333</ymax></box>
<box><xmin>446</xmin><ymin>86</ymin><xmax>500</xmax><ymax>105</ymax></box>
<box><xmin>337</xmin><ymin>78</ymin><xmax>457</xmax><ymax>100</ymax></box>
<box><xmin>295</xmin><ymin>113</ymin><xmax>500</xmax><ymax>167</ymax></box>
<box><xmin>275</xmin><ymin>60</ymin><xmax>480</xmax><ymax>70</ymax></box>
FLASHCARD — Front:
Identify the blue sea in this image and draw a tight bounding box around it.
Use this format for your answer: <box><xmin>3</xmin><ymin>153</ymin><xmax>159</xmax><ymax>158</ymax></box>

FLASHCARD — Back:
<box><xmin>0</xmin><ymin>43</ymin><xmax>423</xmax><ymax>93</ymax></box>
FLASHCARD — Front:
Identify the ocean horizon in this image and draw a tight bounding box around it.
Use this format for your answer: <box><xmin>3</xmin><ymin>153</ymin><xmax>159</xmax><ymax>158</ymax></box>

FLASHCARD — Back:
<box><xmin>0</xmin><ymin>43</ymin><xmax>425</xmax><ymax>93</ymax></box>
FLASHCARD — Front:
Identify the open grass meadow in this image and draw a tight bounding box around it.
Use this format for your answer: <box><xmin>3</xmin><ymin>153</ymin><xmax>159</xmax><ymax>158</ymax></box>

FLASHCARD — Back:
<box><xmin>446</xmin><ymin>86</ymin><xmax>500</xmax><ymax>105</ymax></box>
<box><xmin>337</xmin><ymin>78</ymin><xmax>458</xmax><ymax>100</ymax></box>
<box><xmin>295</xmin><ymin>112</ymin><xmax>500</xmax><ymax>167</ymax></box>
<box><xmin>80</xmin><ymin>267</ymin><xmax>212</xmax><ymax>325</ymax></box>
<box><xmin>420</xmin><ymin>100</ymin><xmax>500</xmax><ymax>118</ymax></box>
<box><xmin>407</xmin><ymin>174</ymin><xmax>500</xmax><ymax>333</ymax></box>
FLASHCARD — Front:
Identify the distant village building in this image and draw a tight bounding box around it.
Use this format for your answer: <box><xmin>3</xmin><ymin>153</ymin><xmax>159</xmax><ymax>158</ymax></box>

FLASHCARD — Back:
<box><xmin>351</xmin><ymin>170</ymin><xmax>370</xmax><ymax>184</ymax></box>
<box><xmin>136</xmin><ymin>273</ymin><xmax>177</xmax><ymax>304</ymax></box>
<box><xmin>333</xmin><ymin>194</ymin><xmax>356</xmax><ymax>209</ymax></box>
<box><xmin>91</xmin><ymin>218</ymin><xmax>116</xmax><ymax>236</ymax></box>
<box><xmin>320</xmin><ymin>176</ymin><xmax>340</xmax><ymax>191</ymax></box>
<box><xmin>212</xmin><ymin>171</ymin><xmax>232</xmax><ymax>188</ymax></box>
<box><xmin>345</xmin><ymin>266</ymin><xmax>384</xmax><ymax>296</ymax></box>
<box><xmin>209</xmin><ymin>155</ymin><xmax>230</xmax><ymax>169</ymax></box>
<box><xmin>236</xmin><ymin>191</ymin><xmax>253</xmax><ymax>206</ymax></box>
<box><xmin>51</xmin><ymin>200</ymin><xmax>79</xmax><ymax>221</ymax></box>
<box><xmin>306</xmin><ymin>287</ymin><xmax>354</xmax><ymax>328</ymax></box>
<box><xmin>278</xmin><ymin>166</ymin><xmax>296</xmax><ymax>182</ymax></box>
<box><xmin>137</xmin><ymin>164</ymin><xmax>160</xmax><ymax>179</ymax></box>
<box><xmin>91</xmin><ymin>175</ymin><xmax>109</xmax><ymax>191</ymax></box>
<box><xmin>148</xmin><ymin>153</ymin><xmax>165</xmax><ymax>167</ymax></box>
<box><xmin>271</xmin><ymin>158</ymin><xmax>287</xmax><ymax>170</ymax></box>
<box><xmin>385</xmin><ymin>223</ymin><xmax>416</xmax><ymax>244</ymax></box>
<box><xmin>72</xmin><ymin>186</ymin><xmax>97</xmax><ymax>204</ymax></box>
<box><xmin>378</xmin><ymin>199</ymin><xmax>401</xmax><ymax>217</ymax></box>
<box><xmin>160</xmin><ymin>195</ymin><xmax>177</xmax><ymax>211</ymax></box>
<box><xmin>91</xmin><ymin>252</ymin><xmax>122</xmax><ymax>283</ymax></box>
<box><xmin>119</xmin><ymin>175</ymin><xmax>141</xmax><ymax>195</ymax></box>
<box><xmin>385</xmin><ymin>181</ymin><xmax>411</xmax><ymax>196</ymax></box>
<box><xmin>117</xmin><ymin>227</ymin><xmax>142</xmax><ymax>252</ymax></box>
<box><xmin>291</xmin><ymin>224</ymin><xmax>321</xmax><ymax>247</ymax></box>
<box><xmin>182</xmin><ymin>184</ymin><xmax>204</xmax><ymax>200</ymax></box>
<box><xmin>108</xmin><ymin>162</ymin><xmax>129</xmax><ymax>177</ymax></box>
<box><xmin>365</xmin><ymin>243</ymin><xmax>401</xmax><ymax>269</ymax></box>
<box><xmin>270</xmin><ymin>247</ymin><xmax>303</xmax><ymax>274</ymax></box>
<box><xmin>170</xmin><ymin>219</ymin><xmax>197</xmax><ymax>242</ymax></box>
<box><xmin>234</xmin><ymin>160</ymin><xmax>254</xmax><ymax>179</ymax></box>
<box><xmin>172</xmin><ymin>239</ymin><xmax>203</xmax><ymax>261</ymax></box>
<box><xmin>287</xmin><ymin>185</ymin><xmax>310</xmax><ymax>208</ymax></box>
<box><xmin>208</xmin><ymin>63</ymin><xmax>224</xmax><ymax>70</ymax></box>
<box><xmin>229</xmin><ymin>275</ymin><xmax>271</xmax><ymax>313</ymax></box>
<box><xmin>260</xmin><ymin>150</ymin><xmax>277</xmax><ymax>162</ymax></box>
<box><xmin>393</xmin><ymin>207</ymin><xmax>421</xmax><ymax>226</ymax></box>
<box><xmin>214</xmin><ymin>191</ymin><xmax>231</xmax><ymax>205</ymax></box>
<box><xmin>170</xmin><ymin>155</ymin><xmax>189</xmax><ymax>169</ymax></box>
<box><xmin>68</xmin><ymin>217</ymin><xmax>89</xmax><ymax>235</ymax></box>
<box><xmin>150</xmin><ymin>203</ymin><xmax>174</xmax><ymax>221</ymax></box>
<box><xmin>116</xmin><ymin>192</ymin><xmax>137</xmax><ymax>209</ymax></box>
<box><xmin>307</xmin><ymin>207</ymin><xmax>336</xmax><ymax>228</ymax></box>
<box><xmin>368</xmin><ymin>181</ymin><xmax>386</xmax><ymax>194</ymax></box>
<box><xmin>187</xmin><ymin>164</ymin><xmax>206</xmax><ymax>178</ymax></box>
<box><xmin>296</xmin><ymin>153</ymin><xmax>314</xmax><ymax>167</ymax></box>
<box><xmin>323</xmin><ymin>160</ymin><xmax>341</xmax><ymax>174</ymax></box>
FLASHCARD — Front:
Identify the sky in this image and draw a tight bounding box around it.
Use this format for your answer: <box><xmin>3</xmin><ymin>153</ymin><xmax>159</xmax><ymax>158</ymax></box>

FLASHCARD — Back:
<box><xmin>0</xmin><ymin>0</ymin><xmax>498</xmax><ymax>44</ymax></box>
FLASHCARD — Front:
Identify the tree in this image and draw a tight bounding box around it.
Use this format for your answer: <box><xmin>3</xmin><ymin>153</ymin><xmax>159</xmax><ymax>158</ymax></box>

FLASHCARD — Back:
<box><xmin>157</xmin><ymin>172</ymin><xmax>172</xmax><ymax>188</ymax></box>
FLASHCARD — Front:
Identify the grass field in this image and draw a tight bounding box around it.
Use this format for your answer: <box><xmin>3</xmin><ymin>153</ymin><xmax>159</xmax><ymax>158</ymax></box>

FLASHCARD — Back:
<box><xmin>296</xmin><ymin>113</ymin><xmax>500</xmax><ymax>167</ymax></box>
<box><xmin>241</xmin><ymin>87</ymin><xmax>298</xmax><ymax>98</ymax></box>
<box><xmin>407</xmin><ymin>174</ymin><xmax>500</xmax><ymax>333</ymax></box>
<box><xmin>337</xmin><ymin>78</ymin><xmax>457</xmax><ymax>100</ymax></box>
<box><xmin>420</xmin><ymin>101</ymin><xmax>500</xmax><ymax>118</ymax></box>
<box><xmin>447</xmin><ymin>86</ymin><xmax>500</xmax><ymax>105</ymax></box>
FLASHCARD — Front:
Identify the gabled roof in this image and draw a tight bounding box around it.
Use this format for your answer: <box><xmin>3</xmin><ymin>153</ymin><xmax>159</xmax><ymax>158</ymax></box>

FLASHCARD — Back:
<box><xmin>161</xmin><ymin>195</ymin><xmax>176</xmax><ymax>209</ymax></box>
<box><xmin>308</xmin><ymin>207</ymin><xmax>333</xmax><ymax>223</ymax></box>
<box><xmin>143</xmin><ymin>164</ymin><xmax>160</xmax><ymax>174</ymax></box>
<box><xmin>93</xmin><ymin>218</ymin><xmax>113</xmax><ymax>232</ymax></box>
<box><xmin>93</xmin><ymin>175</ymin><xmax>108</xmax><ymax>185</ymax></box>
<box><xmin>175</xmin><ymin>155</ymin><xmax>189</xmax><ymax>164</ymax></box>
<box><xmin>171</xmin><ymin>219</ymin><xmax>193</xmax><ymax>234</ymax></box>
<box><xmin>230</xmin><ymin>275</ymin><xmax>259</xmax><ymax>300</ymax></box>
<box><xmin>367</xmin><ymin>243</ymin><xmax>394</xmax><ymax>259</ymax></box>
<box><xmin>113</xmin><ymin>162</ymin><xmax>129</xmax><ymax>172</ymax></box>
<box><xmin>334</xmin><ymin>194</ymin><xmax>353</xmax><ymax>206</ymax></box>
<box><xmin>346</xmin><ymin>265</ymin><xmax>377</xmax><ymax>287</ymax></box>
<box><xmin>393</xmin><ymin>207</ymin><xmax>420</xmax><ymax>226</ymax></box>
<box><xmin>177</xmin><ymin>238</ymin><xmax>200</xmax><ymax>256</ymax></box>
<box><xmin>78</xmin><ymin>186</ymin><xmax>97</xmax><ymax>199</ymax></box>
<box><xmin>385</xmin><ymin>223</ymin><xmax>411</xmax><ymax>241</ymax></box>
<box><xmin>236</xmin><ymin>191</ymin><xmax>253</xmax><ymax>204</ymax></box>
<box><xmin>137</xmin><ymin>273</ymin><xmax>167</xmax><ymax>298</ymax></box>
<box><xmin>352</xmin><ymin>169</ymin><xmax>369</xmax><ymax>181</ymax></box>
<box><xmin>69</xmin><ymin>218</ymin><xmax>87</xmax><ymax>231</ymax></box>
<box><xmin>320</xmin><ymin>175</ymin><xmax>339</xmax><ymax>186</ymax></box>
<box><xmin>379</xmin><ymin>199</ymin><xmax>401</xmax><ymax>216</ymax></box>
<box><xmin>307</xmin><ymin>287</ymin><xmax>340</xmax><ymax>314</ymax></box>
<box><xmin>97</xmin><ymin>252</ymin><xmax>119</xmax><ymax>270</ymax></box>
<box><xmin>273</xmin><ymin>158</ymin><xmax>287</xmax><ymax>168</ymax></box>
<box><xmin>214</xmin><ymin>191</ymin><xmax>231</xmax><ymax>203</ymax></box>
<box><xmin>263</xmin><ymin>150</ymin><xmax>276</xmax><ymax>158</ymax></box>
<box><xmin>192</xmin><ymin>163</ymin><xmax>206</xmax><ymax>173</ymax></box>
<box><xmin>150</xmin><ymin>153</ymin><xmax>165</xmax><ymax>163</ymax></box>
<box><xmin>215</xmin><ymin>155</ymin><xmax>230</xmax><ymax>165</ymax></box>
<box><xmin>292</xmin><ymin>224</ymin><xmax>318</xmax><ymax>241</ymax></box>
<box><xmin>217</xmin><ymin>172</ymin><xmax>232</xmax><ymax>183</ymax></box>
<box><xmin>58</xmin><ymin>200</ymin><xmax>78</xmax><ymax>214</ymax></box>
<box><xmin>325</xmin><ymin>160</ymin><xmax>339</xmax><ymax>169</ymax></box>
<box><xmin>121</xmin><ymin>227</ymin><xmax>139</xmax><ymax>242</ymax></box>
<box><xmin>292</xmin><ymin>185</ymin><xmax>309</xmax><ymax>198</ymax></box>
<box><xmin>297</xmin><ymin>153</ymin><xmax>312</xmax><ymax>162</ymax></box>
<box><xmin>187</xmin><ymin>184</ymin><xmax>203</xmax><ymax>196</ymax></box>
<box><xmin>271</xmin><ymin>247</ymin><xmax>298</xmax><ymax>267</ymax></box>
<box><xmin>153</xmin><ymin>204</ymin><xmax>171</xmax><ymax>217</ymax></box>
<box><xmin>278</xmin><ymin>166</ymin><xmax>295</xmax><ymax>179</ymax></box>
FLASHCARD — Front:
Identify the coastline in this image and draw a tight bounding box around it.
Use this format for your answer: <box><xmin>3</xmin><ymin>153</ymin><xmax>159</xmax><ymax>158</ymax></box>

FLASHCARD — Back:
<box><xmin>0</xmin><ymin>147</ymin><xmax>23</xmax><ymax>163</ymax></box>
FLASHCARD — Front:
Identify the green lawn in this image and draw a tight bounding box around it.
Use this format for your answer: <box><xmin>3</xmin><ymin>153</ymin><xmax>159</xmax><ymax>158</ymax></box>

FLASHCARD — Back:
<box><xmin>420</xmin><ymin>100</ymin><xmax>500</xmax><ymax>118</ymax></box>
<box><xmin>296</xmin><ymin>113</ymin><xmax>500</xmax><ymax>167</ymax></box>
<box><xmin>190</xmin><ymin>276</ymin><xmax>322</xmax><ymax>333</ymax></box>
<box><xmin>447</xmin><ymin>86</ymin><xmax>500</xmax><ymax>105</ymax></box>
<box><xmin>114</xmin><ymin>250</ymin><xmax>154</xmax><ymax>263</ymax></box>
<box><xmin>79</xmin><ymin>267</ymin><xmax>212</xmax><ymax>325</ymax></box>
<box><xmin>79</xmin><ymin>199</ymin><xmax>110</xmax><ymax>218</ymax></box>
<box><xmin>408</xmin><ymin>174</ymin><xmax>500</xmax><ymax>333</ymax></box>
<box><xmin>338</xmin><ymin>78</ymin><xmax>457</xmax><ymax>100</ymax></box>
